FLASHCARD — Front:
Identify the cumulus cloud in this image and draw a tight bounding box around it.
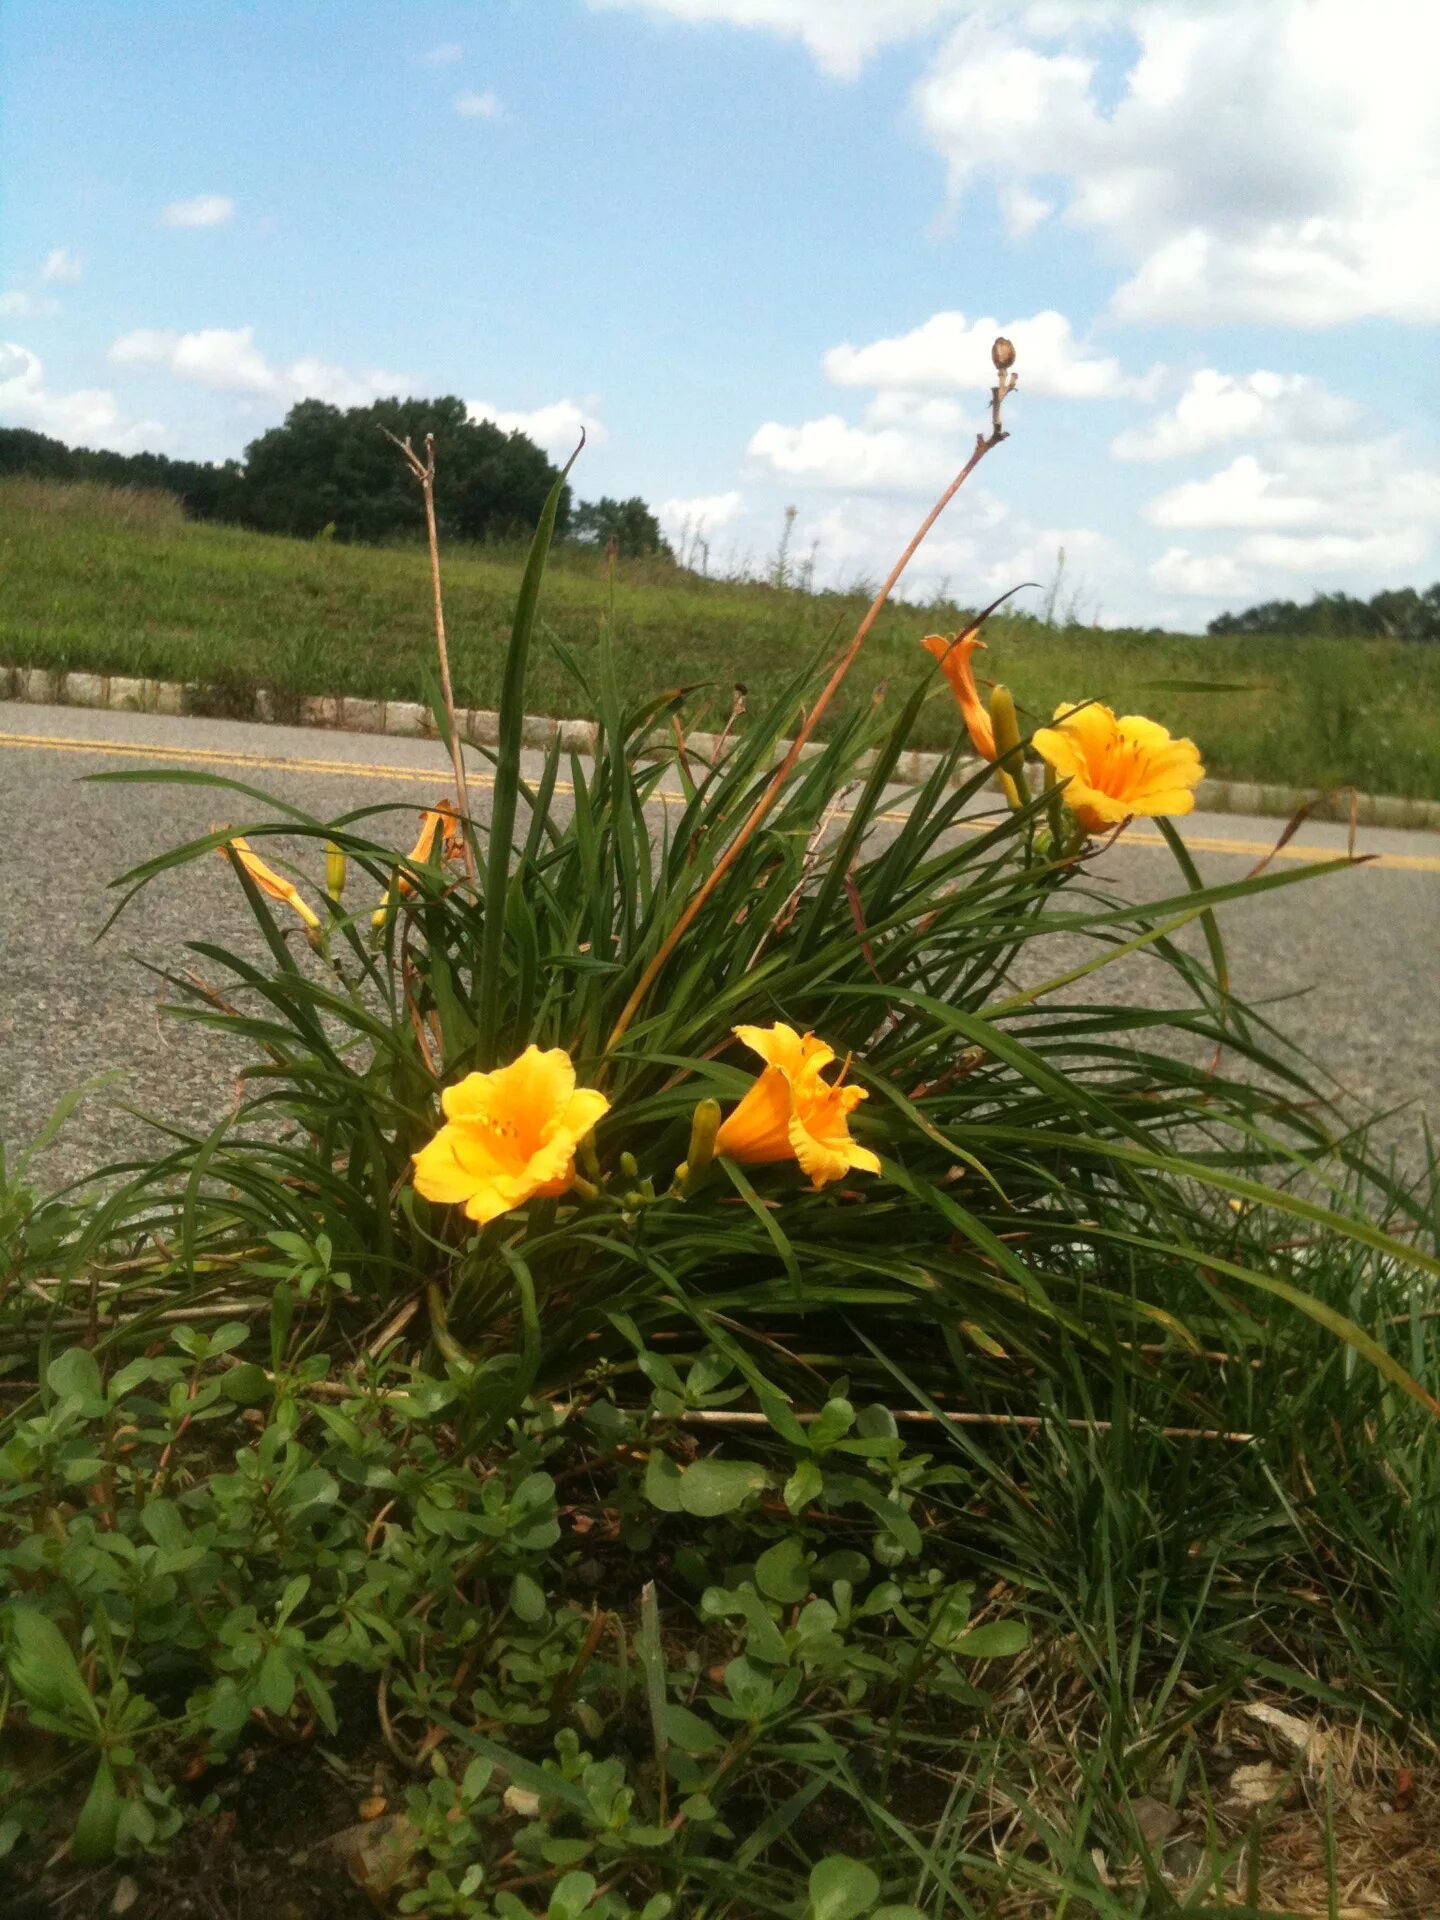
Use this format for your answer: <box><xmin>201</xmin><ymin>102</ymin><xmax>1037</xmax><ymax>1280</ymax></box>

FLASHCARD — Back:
<box><xmin>161</xmin><ymin>194</ymin><xmax>235</xmax><ymax>228</ymax></box>
<box><xmin>658</xmin><ymin>489</ymin><xmax>745</xmax><ymax>537</ymax></box>
<box><xmin>1113</xmin><ymin>370</ymin><xmax>1363</xmax><ymax>461</ymax></box>
<box><xmin>110</xmin><ymin>325</ymin><xmax>411</xmax><ymax>407</ymax></box>
<box><xmin>1146</xmin><ymin>444</ymin><xmax>1440</xmax><ymax>540</ymax></box>
<box><xmin>588</xmin><ymin>0</ymin><xmax>963</xmax><ymax>81</ymax></box>
<box><xmin>914</xmin><ymin>0</ymin><xmax>1440</xmax><ymax>327</ymax></box>
<box><xmin>0</xmin><ymin>291</ymin><xmax>61</xmax><ymax>320</ymax></box>
<box><xmin>467</xmin><ymin>398</ymin><xmax>604</xmax><ymax>458</ymax></box>
<box><xmin>825</xmin><ymin>308</ymin><xmax>1152</xmax><ymax>401</ymax></box>
<box><xmin>1149</xmin><ymin>546</ymin><xmax>1257</xmax><ymax>600</ymax></box>
<box><xmin>1145</xmin><ymin>436</ymin><xmax>1440</xmax><ymax>596</ymax></box>
<box><xmin>455</xmin><ymin>89</ymin><xmax>501</xmax><ymax>118</ymax></box>
<box><xmin>747</xmin><ymin>414</ymin><xmax>960</xmax><ymax>495</ymax></box>
<box><xmin>0</xmin><ymin>341</ymin><xmax>160</xmax><ymax>449</ymax></box>
<box><xmin>41</xmin><ymin>247</ymin><xmax>82</xmax><ymax>283</ymax></box>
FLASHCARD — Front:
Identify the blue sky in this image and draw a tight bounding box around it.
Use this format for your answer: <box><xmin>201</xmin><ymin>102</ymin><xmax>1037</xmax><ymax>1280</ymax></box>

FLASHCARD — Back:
<box><xmin>3</xmin><ymin>0</ymin><xmax>1437</xmax><ymax>629</ymax></box>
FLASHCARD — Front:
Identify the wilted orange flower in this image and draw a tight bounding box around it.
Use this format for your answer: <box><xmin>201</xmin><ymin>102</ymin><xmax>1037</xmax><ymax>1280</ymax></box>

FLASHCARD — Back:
<box><xmin>374</xmin><ymin>800</ymin><xmax>467</xmax><ymax>926</ymax></box>
<box><xmin>218</xmin><ymin>833</ymin><xmax>320</xmax><ymax>930</ymax></box>
<box><xmin>921</xmin><ymin>630</ymin><xmax>994</xmax><ymax>761</ymax></box>
<box><xmin>1032</xmin><ymin>703</ymin><xmax>1204</xmax><ymax>836</ymax></box>
<box><xmin>715</xmin><ymin>1023</ymin><xmax>880</xmax><ymax>1190</ymax></box>
<box><xmin>412</xmin><ymin>1045</ymin><xmax>610</xmax><ymax>1226</ymax></box>
<box><xmin>406</xmin><ymin>800</ymin><xmax>466</xmax><ymax>874</ymax></box>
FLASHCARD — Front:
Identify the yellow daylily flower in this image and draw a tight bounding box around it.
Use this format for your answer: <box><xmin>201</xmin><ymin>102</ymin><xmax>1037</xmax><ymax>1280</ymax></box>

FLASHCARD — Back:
<box><xmin>412</xmin><ymin>1045</ymin><xmax>610</xmax><ymax>1226</ymax></box>
<box><xmin>921</xmin><ymin>629</ymin><xmax>994</xmax><ymax>761</ymax></box>
<box><xmin>715</xmin><ymin>1023</ymin><xmax>880</xmax><ymax>1190</ymax></box>
<box><xmin>1032</xmin><ymin>703</ymin><xmax>1204</xmax><ymax>837</ymax></box>
<box><xmin>218</xmin><ymin>833</ymin><xmax>321</xmax><ymax>930</ymax></box>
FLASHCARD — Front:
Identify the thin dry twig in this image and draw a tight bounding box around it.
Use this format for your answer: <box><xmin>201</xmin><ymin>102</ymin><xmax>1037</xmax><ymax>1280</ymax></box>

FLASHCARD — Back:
<box><xmin>605</xmin><ymin>345</ymin><xmax>1020</xmax><ymax>1052</ymax></box>
<box><xmin>383</xmin><ymin>429</ymin><xmax>476</xmax><ymax>877</ymax></box>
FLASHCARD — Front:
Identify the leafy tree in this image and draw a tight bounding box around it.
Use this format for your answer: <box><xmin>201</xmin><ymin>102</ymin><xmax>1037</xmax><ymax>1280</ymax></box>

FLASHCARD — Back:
<box><xmin>240</xmin><ymin>397</ymin><xmax>569</xmax><ymax>543</ymax></box>
<box><xmin>570</xmin><ymin>494</ymin><xmax>672</xmax><ymax>559</ymax></box>
<box><xmin>1208</xmin><ymin>584</ymin><xmax>1440</xmax><ymax>642</ymax></box>
<box><xmin>0</xmin><ymin>400</ymin><xmax>570</xmax><ymax>547</ymax></box>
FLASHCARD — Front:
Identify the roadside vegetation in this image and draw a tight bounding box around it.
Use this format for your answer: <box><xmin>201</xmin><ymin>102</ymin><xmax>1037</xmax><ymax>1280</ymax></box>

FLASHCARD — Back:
<box><xmin>3</xmin><ymin>378</ymin><xmax>1438</xmax><ymax>1916</ymax></box>
<box><xmin>5</xmin><ymin>474</ymin><xmax>1440</xmax><ymax>799</ymax></box>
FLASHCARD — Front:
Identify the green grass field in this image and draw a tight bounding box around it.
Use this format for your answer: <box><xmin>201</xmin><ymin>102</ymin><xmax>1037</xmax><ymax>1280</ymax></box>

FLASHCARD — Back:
<box><xmin>5</xmin><ymin>476</ymin><xmax>1440</xmax><ymax>797</ymax></box>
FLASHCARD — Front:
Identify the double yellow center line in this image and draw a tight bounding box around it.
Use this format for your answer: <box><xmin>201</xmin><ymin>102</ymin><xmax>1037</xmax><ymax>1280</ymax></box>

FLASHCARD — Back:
<box><xmin>4</xmin><ymin>727</ymin><xmax>1438</xmax><ymax>875</ymax></box>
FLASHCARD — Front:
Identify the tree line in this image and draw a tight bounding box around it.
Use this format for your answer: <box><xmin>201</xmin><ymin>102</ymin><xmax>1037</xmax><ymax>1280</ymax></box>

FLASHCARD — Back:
<box><xmin>1208</xmin><ymin>584</ymin><xmax>1440</xmax><ymax>643</ymax></box>
<box><xmin>0</xmin><ymin>398</ymin><xmax>671</xmax><ymax>557</ymax></box>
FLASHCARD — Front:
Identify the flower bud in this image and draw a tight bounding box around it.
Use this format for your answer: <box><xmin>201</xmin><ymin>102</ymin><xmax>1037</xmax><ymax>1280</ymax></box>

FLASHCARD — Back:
<box><xmin>686</xmin><ymin>1099</ymin><xmax>721</xmax><ymax>1179</ymax></box>
<box><xmin>988</xmin><ymin>684</ymin><xmax>1025</xmax><ymax>812</ymax></box>
<box><xmin>619</xmin><ymin>1150</ymin><xmax>639</xmax><ymax>1181</ymax></box>
<box><xmin>325</xmin><ymin>840</ymin><xmax>347</xmax><ymax>901</ymax></box>
<box><xmin>991</xmin><ymin>335</ymin><xmax>1016</xmax><ymax>373</ymax></box>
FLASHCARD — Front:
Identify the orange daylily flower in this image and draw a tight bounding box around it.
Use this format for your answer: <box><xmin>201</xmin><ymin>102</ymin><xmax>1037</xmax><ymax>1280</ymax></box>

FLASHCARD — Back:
<box><xmin>406</xmin><ymin>800</ymin><xmax>466</xmax><ymax>874</ymax></box>
<box><xmin>412</xmin><ymin>1045</ymin><xmax>610</xmax><ymax>1226</ymax></box>
<box><xmin>922</xmin><ymin>629</ymin><xmax>994</xmax><ymax>761</ymax></box>
<box><xmin>218</xmin><ymin>833</ymin><xmax>321</xmax><ymax>930</ymax></box>
<box><xmin>1032</xmin><ymin>703</ymin><xmax>1204</xmax><ymax>837</ymax></box>
<box><xmin>714</xmin><ymin>1023</ymin><xmax>880</xmax><ymax>1190</ymax></box>
<box><xmin>374</xmin><ymin>800</ymin><xmax>467</xmax><ymax>927</ymax></box>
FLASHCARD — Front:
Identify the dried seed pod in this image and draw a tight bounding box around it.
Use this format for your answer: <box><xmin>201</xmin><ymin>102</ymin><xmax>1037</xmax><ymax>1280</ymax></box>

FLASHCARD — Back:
<box><xmin>991</xmin><ymin>335</ymin><xmax>1016</xmax><ymax>372</ymax></box>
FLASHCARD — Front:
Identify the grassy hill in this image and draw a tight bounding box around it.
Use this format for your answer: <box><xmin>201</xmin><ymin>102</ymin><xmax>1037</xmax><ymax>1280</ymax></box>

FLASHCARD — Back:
<box><xmin>4</xmin><ymin>476</ymin><xmax>1438</xmax><ymax>798</ymax></box>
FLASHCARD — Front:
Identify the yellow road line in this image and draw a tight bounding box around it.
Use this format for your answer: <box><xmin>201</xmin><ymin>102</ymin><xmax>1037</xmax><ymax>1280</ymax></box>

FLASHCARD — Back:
<box><xmin>5</xmin><ymin>727</ymin><xmax>1439</xmax><ymax>875</ymax></box>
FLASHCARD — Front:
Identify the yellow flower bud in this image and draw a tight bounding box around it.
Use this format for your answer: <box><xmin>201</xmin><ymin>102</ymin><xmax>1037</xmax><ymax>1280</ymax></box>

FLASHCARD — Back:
<box><xmin>325</xmin><ymin>840</ymin><xmax>347</xmax><ymax>901</ymax></box>
<box><xmin>619</xmin><ymin>1150</ymin><xmax>639</xmax><ymax>1181</ymax></box>
<box><xmin>988</xmin><ymin>684</ymin><xmax>1025</xmax><ymax>812</ymax></box>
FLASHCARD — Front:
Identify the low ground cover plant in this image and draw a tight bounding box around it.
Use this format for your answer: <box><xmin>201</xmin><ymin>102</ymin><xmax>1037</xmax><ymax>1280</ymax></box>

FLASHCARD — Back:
<box><xmin>4</xmin><ymin>360</ymin><xmax>1438</xmax><ymax>1915</ymax></box>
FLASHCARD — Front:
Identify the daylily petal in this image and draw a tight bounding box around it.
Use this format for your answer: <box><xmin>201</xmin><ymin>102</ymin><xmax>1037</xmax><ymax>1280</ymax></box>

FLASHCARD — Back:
<box><xmin>715</xmin><ymin>1066</ymin><xmax>796</xmax><ymax>1163</ymax></box>
<box><xmin>923</xmin><ymin>631</ymin><xmax>995</xmax><ymax>760</ymax></box>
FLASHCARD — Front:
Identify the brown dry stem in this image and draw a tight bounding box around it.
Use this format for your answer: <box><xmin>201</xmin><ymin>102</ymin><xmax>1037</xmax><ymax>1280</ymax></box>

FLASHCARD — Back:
<box><xmin>605</xmin><ymin>348</ymin><xmax>1020</xmax><ymax>1053</ymax></box>
<box><xmin>384</xmin><ymin>429</ymin><xmax>476</xmax><ymax>877</ymax></box>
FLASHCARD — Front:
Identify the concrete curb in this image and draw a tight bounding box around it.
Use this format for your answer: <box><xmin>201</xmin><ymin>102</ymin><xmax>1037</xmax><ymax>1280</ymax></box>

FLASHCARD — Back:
<box><xmin>5</xmin><ymin>663</ymin><xmax>1440</xmax><ymax>833</ymax></box>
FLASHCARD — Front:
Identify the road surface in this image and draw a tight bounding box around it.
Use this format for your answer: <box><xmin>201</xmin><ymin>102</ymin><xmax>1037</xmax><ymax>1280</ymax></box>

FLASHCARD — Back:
<box><xmin>2</xmin><ymin>703</ymin><xmax>1437</xmax><ymax>1180</ymax></box>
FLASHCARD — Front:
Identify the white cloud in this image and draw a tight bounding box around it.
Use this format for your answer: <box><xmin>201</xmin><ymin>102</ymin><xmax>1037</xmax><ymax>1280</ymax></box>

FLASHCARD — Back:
<box><xmin>1240</xmin><ymin>529</ymin><xmax>1428</xmax><ymax>576</ymax></box>
<box><xmin>1150</xmin><ymin>546</ymin><xmax>1256</xmax><ymax>600</ymax></box>
<box><xmin>467</xmin><ymin>398</ymin><xmax>604</xmax><ymax>458</ymax></box>
<box><xmin>161</xmin><ymin>194</ymin><xmax>235</xmax><ymax>229</ymax></box>
<box><xmin>0</xmin><ymin>341</ymin><xmax>160</xmax><ymax>449</ymax></box>
<box><xmin>421</xmin><ymin>41</ymin><xmax>463</xmax><ymax>64</ymax></box>
<box><xmin>914</xmin><ymin>0</ymin><xmax>1440</xmax><ymax>327</ymax></box>
<box><xmin>588</xmin><ymin>0</ymin><xmax>963</xmax><ymax>81</ymax></box>
<box><xmin>455</xmin><ymin>89</ymin><xmax>501</xmax><ymax>118</ymax></box>
<box><xmin>747</xmin><ymin>413</ymin><xmax>960</xmax><ymax>495</ymax></box>
<box><xmin>0</xmin><ymin>291</ymin><xmax>61</xmax><ymax>320</ymax></box>
<box><xmin>1147</xmin><ymin>454</ymin><xmax>1328</xmax><ymax>532</ymax></box>
<box><xmin>824</xmin><ymin>309</ymin><xmax>1152</xmax><ymax>401</ymax></box>
<box><xmin>1113</xmin><ymin>370</ymin><xmax>1362</xmax><ymax>461</ymax></box>
<box><xmin>999</xmin><ymin>183</ymin><xmax>1053</xmax><ymax>238</ymax></box>
<box><xmin>109</xmin><ymin>325</ymin><xmax>411</xmax><ymax>407</ymax></box>
<box><xmin>658</xmin><ymin>489</ymin><xmax>745</xmax><ymax>537</ymax></box>
<box><xmin>1146</xmin><ymin>444</ymin><xmax>1440</xmax><ymax>542</ymax></box>
<box><xmin>41</xmin><ymin>247</ymin><xmax>82</xmax><ymax>283</ymax></box>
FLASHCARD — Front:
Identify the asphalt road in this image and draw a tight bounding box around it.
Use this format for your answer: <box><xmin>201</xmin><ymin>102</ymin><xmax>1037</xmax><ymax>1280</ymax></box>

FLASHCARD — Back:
<box><xmin>3</xmin><ymin>703</ymin><xmax>1437</xmax><ymax>1181</ymax></box>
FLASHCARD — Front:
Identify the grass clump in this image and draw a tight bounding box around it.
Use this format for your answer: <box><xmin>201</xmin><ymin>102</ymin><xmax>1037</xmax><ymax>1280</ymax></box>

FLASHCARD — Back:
<box><xmin>4</xmin><ymin>473</ymin><xmax>1440</xmax><ymax>799</ymax></box>
<box><xmin>3</xmin><ymin>432</ymin><xmax>1438</xmax><ymax>1915</ymax></box>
